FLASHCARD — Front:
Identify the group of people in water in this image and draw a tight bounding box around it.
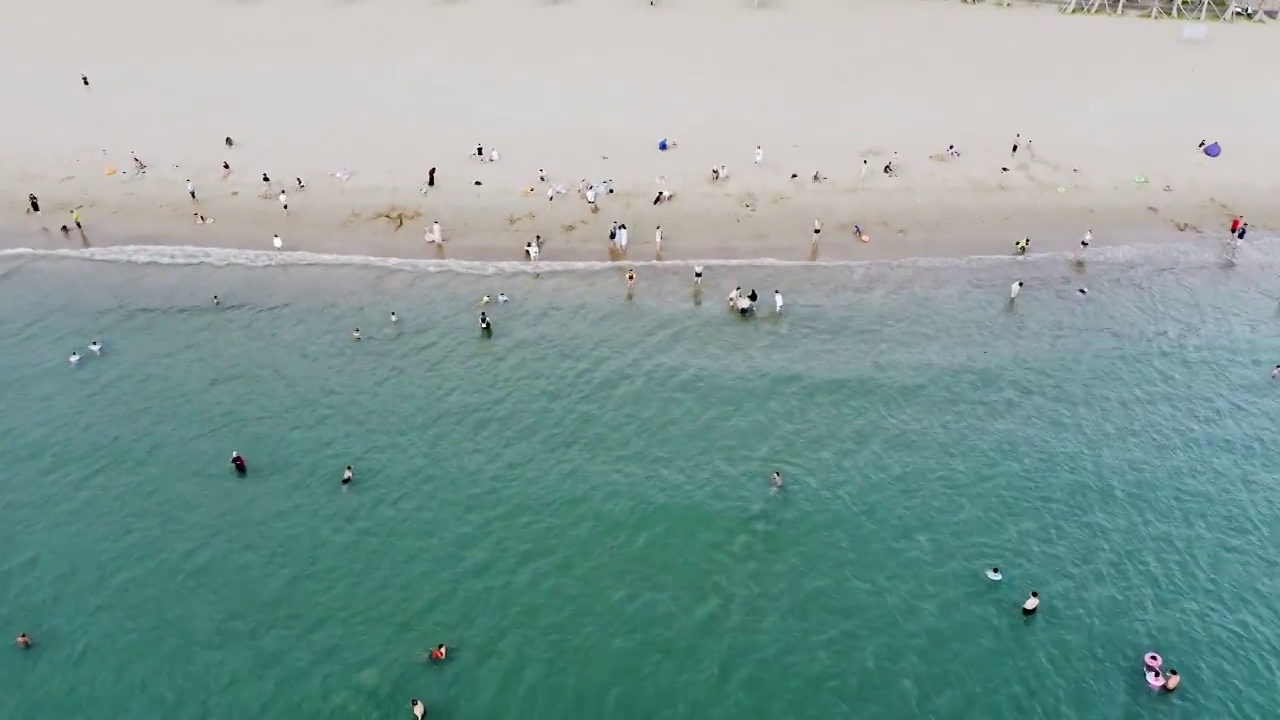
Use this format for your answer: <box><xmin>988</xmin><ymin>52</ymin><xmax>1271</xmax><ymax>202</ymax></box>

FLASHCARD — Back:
<box><xmin>223</xmin><ymin>449</ymin><xmax>448</xmax><ymax>715</ymax></box>
<box><xmin>983</xmin><ymin>567</ymin><xmax>1181</xmax><ymax>692</ymax></box>
<box><xmin>67</xmin><ymin>340</ymin><xmax>103</xmax><ymax>365</ymax></box>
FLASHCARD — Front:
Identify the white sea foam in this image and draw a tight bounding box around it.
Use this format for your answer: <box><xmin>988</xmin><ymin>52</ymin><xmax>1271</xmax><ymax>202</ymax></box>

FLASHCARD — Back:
<box><xmin>0</xmin><ymin>239</ymin><xmax>1276</xmax><ymax>275</ymax></box>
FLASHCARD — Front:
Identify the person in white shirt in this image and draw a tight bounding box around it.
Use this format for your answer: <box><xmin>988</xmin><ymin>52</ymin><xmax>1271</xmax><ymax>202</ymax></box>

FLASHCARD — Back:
<box><xmin>186</xmin><ymin>180</ymin><xmax>196</xmax><ymax>200</ymax></box>
<box><xmin>617</xmin><ymin>224</ymin><xmax>629</xmax><ymax>252</ymax></box>
<box><xmin>272</xmin><ymin>234</ymin><xmax>282</xmax><ymax>250</ymax></box>
<box><xmin>1010</xmin><ymin>281</ymin><xmax>1023</xmax><ymax>300</ymax></box>
<box><xmin>88</xmin><ymin>340</ymin><xmax>103</xmax><ymax>355</ymax></box>
<box><xmin>655</xmin><ymin>226</ymin><xmax>663</xmax><ymax>254</ymax></box>
<box><xmin>489</xmin><ymin>148</ymin><xmax>500</xmax><ymax>163</ymax></box>
<box><xmin>754</xmin><ymin>146</ymin><xmax>763</xmax><ymax>166</ymax></box>
<box><xmin>69</xmin><ymin>351</ymin><xmax>80</xmax><ymax>366</ymax></box>
<box><xmin>278</xmin><ymin>190</ymin><xmax>288</xmax><ymax>214</ymax></box>
<box><xmin>525</xmin><ymin>241</ymin><xmax>540</xmax><ymax>262</ymax></box>
<box><xmin>1022</xmin><ymin>591</ymin><xmax>1039</xmax><ymax>615</ymax></box>
<box><xmin>774</xmin><ymin>290</ymin><xmax>784</xmax><ymax>313</ymax></box>
<box><xmin>812</xmin><ymin>218</ymin><xmax>822</xmax><ymax>246</ymax></box>
<box><xmin>693</xmin><ymin>264</ymin><xmax>704</xmax><ymax>286</ymax></box>
<box><xmin>431</xmin><ymin>221</ymin><xmax>442</xmax><ymax>243</ymax></box>
<box><xmin>390</xmin><ymin>311</ymin><xmax>398</xmax><ymax>324</ymax></box>
<box><xmin>498</xmin><ymin>293</ymin><xmax>510</xmax><ymax>303</ymax></box>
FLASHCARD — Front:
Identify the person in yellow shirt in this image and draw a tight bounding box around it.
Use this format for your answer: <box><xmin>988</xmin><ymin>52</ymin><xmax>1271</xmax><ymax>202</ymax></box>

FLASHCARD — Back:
<box><xmin>70</xmin><ymin>209</ymin><xmax>82</xmax><ymax>230</ymax></box>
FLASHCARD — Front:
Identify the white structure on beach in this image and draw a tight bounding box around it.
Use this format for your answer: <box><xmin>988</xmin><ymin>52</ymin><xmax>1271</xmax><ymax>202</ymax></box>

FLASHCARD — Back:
<box><xmin>1056</xmin><ymin>0</ymin><xmax>1278</xmax><ymax>20</ymax></box>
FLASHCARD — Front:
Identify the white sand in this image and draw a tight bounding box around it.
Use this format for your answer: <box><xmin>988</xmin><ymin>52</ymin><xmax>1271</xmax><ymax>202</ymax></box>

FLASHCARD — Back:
<box><xmin>2</xmin><ymin>0</ymin><xmax>1276</xmax><ymax>263</ymax></box>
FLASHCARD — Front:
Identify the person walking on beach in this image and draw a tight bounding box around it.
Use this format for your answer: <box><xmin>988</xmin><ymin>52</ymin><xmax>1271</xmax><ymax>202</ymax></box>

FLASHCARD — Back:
<box><xmin>655</xmin><ymin>226</ymin><xmax>663</xmax><ymax>254</ymax></box>
<box><xmin>296</xmin><ymin>177</ymin><xmax>306</xmax><ymax>192</ymax></box>
<box><xmin>187</xmin><ymin>179</ymin><xmax>197</xmax><ymax>201</ymax></box>
<box><xmin>70</xmin><ymin>209</ymin><xmax>82</xmax><ymax>230</ymax></box>
<box><xmin>272</xmin><ymin>233</ymin><xmax>282</xmax><ymax>250</ymax></box>
<box><xmin>1011</xmin><ymin>133</ymin><xmax>1021</xmax><ymax>158</ymax></box>
<box><xmin>754</xmin><ymin>146</ymin><xmax>764</xmax><ymax>166</ymax></box>
<box><xmin>81</xmin><ymin>74</ymin><xmax>90</xmax><ymax>90</ymax></box>
<box><xmin>1237</xmin><ymin>223</ymin><xmax>1248</xmax><ymax>241</ymax></box>
<box><xmin>261</xmin><ymin>173</ymin><xmax>272</xmax><ymax>197</ymax></box>
<box><xmin>222</xmin><ymin>161</ymin><xmax>231</xmax><ymax>180</ymax></box>
<box><xmin>27</xmin><ymin>193</ymin><xmax>40</xmax><ymax>216</ymax></box>
<box><xmin>1230</xmin><ymin>216</ymin><xmax>1243</xmax><ymax>236</ymax></box>
<box><xmin>1010</xmin><ymin>280</ymin><xmax>1023</xmax><ymax>300</ymax></box>
<box><xmin>431</xmin><ymin>221</ymin><xmax>442</xmax><ymax>244</ymax></box>
<box><xmin>812</xmin><ymin>218</ymin><xmax>823</xmax><ymax>248</ymax></box>
<box><xmin>278</xmin><ymin>190</ymin><xmax>289</xmax><ymax>215</ymax></box>
<box><xmin>860</xmin><ymin>159</ymin><xmax>868</xmax><ymax>183</ymax></box>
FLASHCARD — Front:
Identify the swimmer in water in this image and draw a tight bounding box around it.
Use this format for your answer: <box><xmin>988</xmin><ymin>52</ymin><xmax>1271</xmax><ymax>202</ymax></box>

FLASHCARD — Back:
<box><xmin>429</xmin><ymin>644</ymin><xmax>447</xmax><ymax>661</ymax></box>
<box><xmin>411</xmin><ymin>698</ymin><xmax>426</xmax><ymax>720</ymax></box>
<box><xmin>498</xmin><ymin>293</ymin><xmax>510</xmax><ymax>304</ymax></box>
<box><xmin>342</xmin><ymin>466</ymin><xmax>354</xmax><ymax>485</ymax></box>
<box><xmin>1164</xmin><ymin>669</ymin><xmax>1179</xmax><ymax>692</ymax></box>
<box><xmin>986</xmin><ymin>567</ymin><xmax>1002</xmax><ymax>581</ymax></box>
<box><xmin>1077</xmin><ymin>287</ymin><xmax>1088</xmax><ymax>295</ymax></box>
<box><xmin>693</xmin><ymin>264</ymin><xmax>704</xmax><ymax>286</ymax></box>
<box><xmin>69</xmin><ymin>351</ymin><xmax>80</xmax><ymax>366</ymax></box>
<box><xmin>15</xmin><ymin>633</ymin><xmax>32</xmax><ymax>648</ymax></box>
<box><xmin>481</xmin><ymin>295</ymin><xmax>492</xmax><ymax>305</ymax></box>
<box><xmin>213</xmin><ymin>295</ymin><xmax>220</xmax><ymax>306</ymax></box>
<box><xmin>1272</xmin><ymin>365</ymin><xmax>1280</xmax><ymax>379</ymax></box>
<box><xmin>1010</xmin><ymin>281</ymin><xmax>1023</xmax><ymax>300</ymax></box>
<box><xmin>1014</xmin><ymin>237</ymin><xmax>1029</xmax><ymax>255</ymax></box>
<box><xmin>390</xmin><ymin>311</ymin><xmax>398</xmax><ymax>324</ymax></box>
<box><xmin>626</xmin><ymin>269</ymin><xmax>636</xmax><ymax>289</ymax></box>
<box><xmin>231</xmin><ymin>452</ymin><xmax>247</xmax><ymax>475</ymax></box>
<box><xmin>728</xmin><ymin>286</ymin><xmax>740</xmax><ymax>307</ymax></box>
<box><xmin>88</xmin><ymin>340</ymin><xmax>102</xmax><ymax>355</ymax></box>
<box><xmin>1021</xmin><ymin>591</ymin><xmax>1039</xmax><ymax>616</ymax></box>
<box><xmin>352</xmin><ymin>328</ymin><xmax>362</xmax><ymax>341</ymax></box>
<box><xmin>771</xmin><ymin>471</ymin><xmax>782</xmax><ymax>489</ymax></box>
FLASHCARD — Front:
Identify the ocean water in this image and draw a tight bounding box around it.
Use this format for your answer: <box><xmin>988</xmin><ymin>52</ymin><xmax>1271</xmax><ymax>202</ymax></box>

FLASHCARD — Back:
<box><xmin>3</xmin><ymin>240</ymin><xmax>1280</xmax><ymax>720</ymax></box>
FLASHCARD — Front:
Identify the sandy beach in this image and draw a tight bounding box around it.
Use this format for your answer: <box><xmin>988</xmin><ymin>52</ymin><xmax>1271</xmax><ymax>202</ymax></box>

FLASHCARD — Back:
<box><xmin>2</xmin><ymin>0</ymin><xmax>1277</xmax><ymax>264</ymax></box>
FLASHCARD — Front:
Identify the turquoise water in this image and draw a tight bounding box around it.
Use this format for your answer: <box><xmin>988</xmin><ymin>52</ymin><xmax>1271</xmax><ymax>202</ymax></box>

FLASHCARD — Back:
<box><xmin>3</xmin><ymin>241</ymin><xmax>1279</xmax><ymax>720</ymax></box>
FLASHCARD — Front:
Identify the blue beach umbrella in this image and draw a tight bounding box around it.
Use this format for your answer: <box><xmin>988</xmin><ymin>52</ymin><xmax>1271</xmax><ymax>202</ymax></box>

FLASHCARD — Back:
<box><xmin>1203</xmin><ymin>141</ymin><xmax>1221</xmax><ymax>158</ymax></box>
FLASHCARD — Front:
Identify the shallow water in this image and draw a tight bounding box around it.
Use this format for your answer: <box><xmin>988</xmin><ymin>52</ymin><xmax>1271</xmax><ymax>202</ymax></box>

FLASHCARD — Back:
<box><xmin>3</xmin><ymin>239</ymin><xmax>1279</xmax><ymax>720</ymax></box>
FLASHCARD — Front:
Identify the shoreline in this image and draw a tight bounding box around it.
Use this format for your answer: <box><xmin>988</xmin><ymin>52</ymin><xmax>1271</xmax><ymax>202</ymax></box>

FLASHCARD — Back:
<box><xmin>4</xmin><ymin>0</ymin><xmax>1277</xmax><ymax>265</ymax></box>
<box><xmin>3</xmin><ymin>184</ymin><xmax>1263</xmax><ymax>266</ymax></box>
